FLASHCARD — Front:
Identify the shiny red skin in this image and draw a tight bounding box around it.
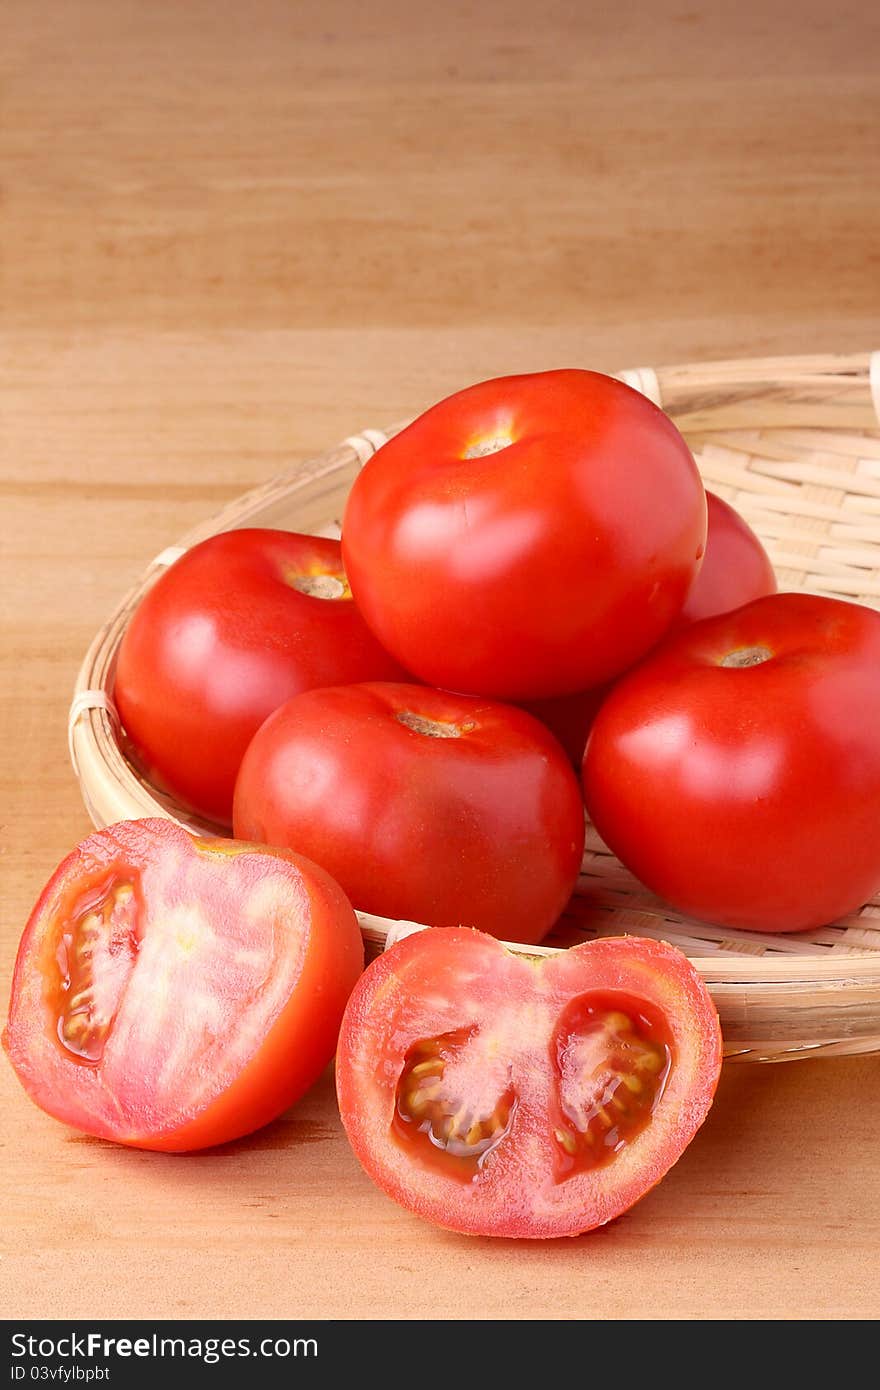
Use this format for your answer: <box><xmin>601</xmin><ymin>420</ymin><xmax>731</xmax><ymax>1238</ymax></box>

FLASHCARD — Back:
<box><xmin>676</xmin><ymin>492</ymin><xmax>776</xmax><ymax>628</ymax></box>
<box><xmin>523</xmin><ymin>685</ymin><xmax>610</xmax><ymax>767</ymax></box>
<box><xmin>583</xmin><ymin>593</ymin><xmax>880</xmax><ymax>933</ymax></box>
<box><xmin>336</xmin><ymin>928</ymin><xmax>722</xmax><ymax>1239</ymax></box>
<box><xmin>342</xmin><ymin>370</ymin><xmax>707</xmax><ymax>700</ymax></box>
<box><xmin>114</xmin><ymin>529</ymin><xmax>406</xmax><ymax>824</ymax></box>
<box><xmin>3</xmin><ymin>819</ymin><xmax>364</xmax><ymax>1152</ymax></box>
<box><xmin>526</xmin><ymin>494</ymin><xmax>776</xmax><ymax>765</ymax></box>
<box><xmin>233</xmin><ymin>682</ymin><xmax>586</xmax><ymax>946</ymax></box>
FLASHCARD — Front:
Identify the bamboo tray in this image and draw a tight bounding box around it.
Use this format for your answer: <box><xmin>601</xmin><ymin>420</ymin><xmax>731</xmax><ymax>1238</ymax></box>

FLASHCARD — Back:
<box><xmin>69</xmin><ymin>352</ymin><xmax>880</xmax><ymax>1063</ymax></box>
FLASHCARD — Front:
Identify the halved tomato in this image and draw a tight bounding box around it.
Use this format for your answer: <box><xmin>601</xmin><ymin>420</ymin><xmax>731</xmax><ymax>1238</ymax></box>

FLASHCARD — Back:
<box><xmin>336</xmin><ymin>928</ymin><xmax>721</xmax><ymax>1239</ymax></box>
<box><xmin>4</xmin><ymin>818</ymin><xmax>363</xmax><ymax>1151</ymax></box>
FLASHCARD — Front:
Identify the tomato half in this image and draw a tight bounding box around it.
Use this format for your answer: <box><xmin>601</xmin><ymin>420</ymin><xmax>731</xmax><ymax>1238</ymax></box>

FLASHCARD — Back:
<box><xmin>336</xmin><ymin>928</ymin><xmax>721</xmax><ymax>1239</ymax></box>
<box><xmin>114</xmin><ymin>529</ymin><xmax>406</xmax><ymax>824</ymax></box>
<box><xmin>342</xmin><ymin>370</ymin><xmax>707</xmax><ymax>700</ymax></box>
<box><xmin>3</xmin><ymin>819</ymin><xmax>363</xmax><ymax>1150</ymax></box>
<box><xmin>675</xmin><ymin>492</ymin><xmax>777</xmax><ymax>628</ymax></box>
<box><xmin>233</xmin><ymin>682</ymin><xmax>586</xmax><ymax>946</ymax></box>
<box><xmin>583</xmin><ymin>593</ymin><xmax>880</xmax><ymax>932</ymax></box>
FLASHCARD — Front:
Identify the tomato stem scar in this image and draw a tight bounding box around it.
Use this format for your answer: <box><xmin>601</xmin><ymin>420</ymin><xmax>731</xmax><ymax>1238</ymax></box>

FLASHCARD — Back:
<box><xmin>719</xmin><ymin>645</ymin><xmax>773</xmax><ymax>668</ymax></box>
<box><xmin>463</xmin><ymin>436</ymin><xmax>513</xmax><ymax>458</ymax></box>
<box><xmin>290</xmin><ymin>573</ymin><xmax>349</xmax><ymax>600</ymax></box>
<box><xmin>396</xmin><ymin>712</ymin><xmax>475</xmax><ymax>738</ymax></box>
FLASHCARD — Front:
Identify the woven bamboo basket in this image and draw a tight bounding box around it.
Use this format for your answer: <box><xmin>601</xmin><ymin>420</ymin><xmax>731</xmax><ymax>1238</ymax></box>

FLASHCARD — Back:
<box><xmin>69</xmin><ymin>352</ymin><xmax>880</xmax><ymax>1063</ymax></box>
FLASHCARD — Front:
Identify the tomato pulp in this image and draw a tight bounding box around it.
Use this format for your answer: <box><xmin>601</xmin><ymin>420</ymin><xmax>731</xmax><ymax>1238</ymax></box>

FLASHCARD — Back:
<box><xmin>336</xmin><ymin>929</ymin><xmax>722</xmax><ymax>1238</ymax></box>
<box><xmin>584</xmin><ymin>593</ymin><xmax>880</xmax><ymax>932</ymax></box>
<box><xmin>233</xmin><ymin>682</ymin><xmax>586</xmax><ymax>946</ymax></box>
<box><xmin>114</xmin><ymin>529</ymin><xmax>406</xmax><ymax>824</ymax></box>
<box><xmin>3</xmin><ymin>819</ymin><xmax>364</xmax><ymax>1150</ymax></box>
<box><xmin>342</xmin><ymin>370</ymin><xmax>707</xmax><ymax>700</ymax></box>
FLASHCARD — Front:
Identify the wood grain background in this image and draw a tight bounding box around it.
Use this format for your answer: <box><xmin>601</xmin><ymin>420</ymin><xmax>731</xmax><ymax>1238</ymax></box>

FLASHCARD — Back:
<box><xmin>2</xmin><ymin>0</ymin><xmax>879</xmax><ymax>1320</ymax></box>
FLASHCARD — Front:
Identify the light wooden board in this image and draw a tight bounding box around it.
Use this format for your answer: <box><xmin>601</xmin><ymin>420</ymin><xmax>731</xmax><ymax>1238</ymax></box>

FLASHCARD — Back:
<box><xmin>2</xmin><ymin>0</ymin><xmax>879</xmax><ymax>1322</ymax></box>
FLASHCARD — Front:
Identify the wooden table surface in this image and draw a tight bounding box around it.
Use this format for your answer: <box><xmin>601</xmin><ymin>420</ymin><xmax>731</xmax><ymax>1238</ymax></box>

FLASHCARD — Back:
<box><xmin>3</xmin><ymin>0</ymin><xmax>879</xmax><ymax>1322</ymax></box>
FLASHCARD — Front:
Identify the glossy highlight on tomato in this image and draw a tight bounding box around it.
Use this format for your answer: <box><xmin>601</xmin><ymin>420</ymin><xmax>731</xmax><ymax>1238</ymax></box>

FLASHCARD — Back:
<box><xmin>3</xmin><ymin>819</ymin><xmax>364</xmax><ymax>1151</ymax></box>
<box><xmin>114</xmin><ymin>529</ymin><xmax>406</xmax><ymax>824</ymax></box>
<box><xmin>584</xmin><ymin>593</ymin><xmax>880</xmax><ymax>932</ymax></box>
<box><xmin>336</xmin><ymin>929</ymin><xmax>722</xmax><ymax>1238</ymax></box>
<box><xmin>234</xmin><ymin>682</ymin><xmax>586</xmax><ymax>946</ymax></box>
<box><xmin>342</xmin><ymin>370</ymin><xmax>707</xmax><ymax>700</ymax></box>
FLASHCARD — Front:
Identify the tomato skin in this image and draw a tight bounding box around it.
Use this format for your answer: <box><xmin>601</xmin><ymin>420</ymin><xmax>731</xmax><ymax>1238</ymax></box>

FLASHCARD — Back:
<box><xmin>342</xmin><ymin>370</ymin><xmax>707</xmax><ymax>700</ymax></box>
<box><xmin>3</xmin><ymin>819</ymin><xmax>363</xmax><ymax>1151</ymax></box>
<box><xmin>525</xmin><ymin>495</ymin><xmax>775</xmax><ymax>765</ymax></box>
<box><xmin>676</xmin><ymin>492</ymin><xmax>776</xmax><ymax>628</ymax></box>
<box><xmin>233</xmin><ymin>682</ymin><xmax>586</xmax><ymax>946</ymax></box>
<box><xmin>336</xmin><ymin>928</ymin><xmax>722</xmax><ymax>1239</ymax></box>
<box><xmin>523</xmin><ymin>685</ymin><xmax>610</xmax><ymax>767</ymax></box>
<box><xmin>583</xmin><ymin>593</ymin><xmax>880</xmax><ymax>933</ymax></box>
<box><xmin>114</xmin><ymin>529</ymin><xmax>407</xmax><ymax>825</ymax></box>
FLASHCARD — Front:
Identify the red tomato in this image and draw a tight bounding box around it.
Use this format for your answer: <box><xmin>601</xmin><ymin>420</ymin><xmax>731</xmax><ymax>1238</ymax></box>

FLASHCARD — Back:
<box><xmin>3</xmin><ymin>819</ymin><xmax>363</xmax><ymax>1151</ymax></box>
<box><xmin>583</xmin><ymin>593</ymin><xmax>880</xmax><ymax>932</ymax></box>
<box><xmin>114</xmin><ymin>529</ymin><xmax>406</xmax><ymax>824</ymax></box>
<box><xmin>525</xmin><ymin>494</ymin><xmax>776</xmax><ymax>765</ymax></box>
<box><xmin>523</xmin><ymin>685</ymin><xmax>610</xmax><ymax>767</ymax></box>
<box><xmin>233</xmin><ymin>683</ymin><xmax>585</xmax><ymax>946</ymax></box>
<box><xmin>336</xmin><ymin>928</ymin><xmax>721</xmax><ymax>1239</ymax></box>
<box><xmin>342</xmin><ymin>370</ymin><xmax>707</xmax><ymax>700</ymax></box>
<box><xmin>676</xmin><ymin>492</ymin><xmax>776</xmax><ymax>627</ymax></box>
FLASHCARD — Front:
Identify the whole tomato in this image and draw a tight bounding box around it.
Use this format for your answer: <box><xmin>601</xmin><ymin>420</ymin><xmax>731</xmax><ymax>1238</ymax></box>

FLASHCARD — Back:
<box><xmin>676</xmin><ymin>492</ymin><xmax>776</xmax><ymax>628</ymax></box>
<box><xmin>342</xmin><ymin>370</ymin><xmax>707</xmax><ymax>700</ymax></box>
<box><xmin>583</xmin><ymin>593</ymin><xmax>880</xmax><ymax>932</ymax></box>
<box><xmin>526</xmin><ymin>492</ymin><xmax>776</xmax><ymax>765</ymax></box>
<box><xmin>114</xmin><ymin>529</ymin><xmax>406</xmax><ymax>824</ymax></box>
<box><xmin>233</xmin><ymin>682</ymin><xmax>586</xmax><ymax>946</ymax></box>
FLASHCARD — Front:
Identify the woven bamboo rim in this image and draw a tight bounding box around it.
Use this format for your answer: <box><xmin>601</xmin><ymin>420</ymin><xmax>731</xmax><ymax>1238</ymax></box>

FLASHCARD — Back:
<box><xmin>70</xmin><ymin>352</ymin><xmax>880</xmax><ymax>1061</ymax></box>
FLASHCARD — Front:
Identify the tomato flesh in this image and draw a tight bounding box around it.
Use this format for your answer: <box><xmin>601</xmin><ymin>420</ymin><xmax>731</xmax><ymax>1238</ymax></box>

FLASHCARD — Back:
<box><xmin>394</xmin><ymin>1029</ymin><xmax>517</xmax><ymax>1180</ymax></box>
<box><xmin>5</xmin><ymin>819</ymin><xmax>364</xmax><ymax>1151</ymax></box>
<box><xmin>54</xmin><ymin>875</ymin><xmax>142</xmax><ymax>1064</ymax></box>
<box><xmin>549</xmin><ymin>994</ymin><xmax>672</xmax><ymax>1178</ymax></box>
<box><xmin>336</xmin><ymin>929</ymin><xmax>721</xmax><ymax>1238</ymax></box>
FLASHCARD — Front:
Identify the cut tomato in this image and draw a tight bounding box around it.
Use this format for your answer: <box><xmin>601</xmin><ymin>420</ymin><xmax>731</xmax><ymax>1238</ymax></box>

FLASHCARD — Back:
<box><xmin>4</xmin><ymin>819</ymin><xmax>363</xmax><ymax>1151</ymax></box>
<box><xmin>336</xmin><ymin>929</ymin><xmax>722</xmax><ymax>1238</ymax></box>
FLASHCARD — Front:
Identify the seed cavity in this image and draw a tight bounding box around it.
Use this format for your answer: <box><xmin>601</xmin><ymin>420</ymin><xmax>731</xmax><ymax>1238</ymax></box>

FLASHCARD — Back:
<box><xmin>56</xmin><ymin>878</ymin><xmax>141</xmax><ymax>1064</ymax></box>
<box><xmin>551</xmin><ymin>996</ymin><xmax>672</xmax><ymax>1179</ymax></box>
<box><xmin>720</xmin><ymin>644</ymin><xmax>773</xmax><ymax>669</ymax></box>
<box><xmin>396</xmin><ymin>712</ymin><xmax>475</xmax><ymax>739</ymax></box>
<box><xmin>290</xmin><ymin>572</ymin><xmax>350</xmax><ymax>600</ymax></box>
<box><xmin>394</xmin><ymin>1029</ymin><xmax>516</xmax><ymax>1179</ymax></box>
